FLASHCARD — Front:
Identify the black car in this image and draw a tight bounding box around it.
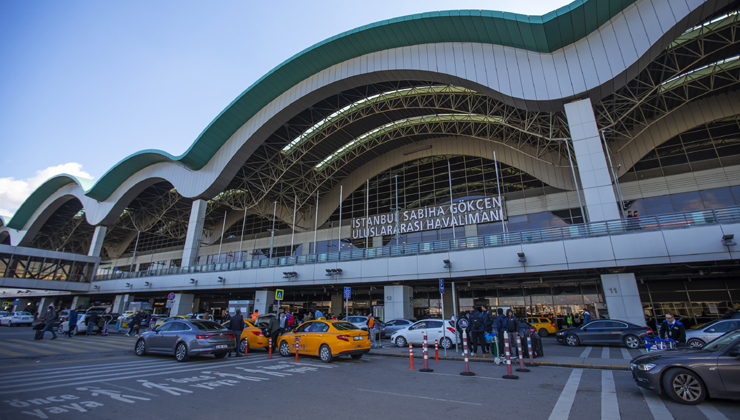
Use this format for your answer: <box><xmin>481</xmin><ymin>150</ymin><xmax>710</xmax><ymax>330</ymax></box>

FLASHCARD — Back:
<box><xmin>555</xmin><ymin>319</ymin><xmax>651</xmax><ymax>349</ymax></box>
<box><xmin>630</xmin><ymin>329</ymin><xmax>740</xmax><ymax>404</ymax></box>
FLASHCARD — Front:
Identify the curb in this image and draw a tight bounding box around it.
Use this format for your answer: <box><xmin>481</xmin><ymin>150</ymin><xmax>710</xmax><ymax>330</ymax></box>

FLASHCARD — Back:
<box><xmin>370</xmin><ymin>351</ymin><xmax>630</xmax><ymax>371</ymax></box>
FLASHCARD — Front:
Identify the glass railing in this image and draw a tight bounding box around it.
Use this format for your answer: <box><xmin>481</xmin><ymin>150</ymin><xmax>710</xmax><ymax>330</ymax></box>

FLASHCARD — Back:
<box><xmin>92</xmin><ymin>206</ymin><xmax>740</xmax><ymax>281</ymax></box>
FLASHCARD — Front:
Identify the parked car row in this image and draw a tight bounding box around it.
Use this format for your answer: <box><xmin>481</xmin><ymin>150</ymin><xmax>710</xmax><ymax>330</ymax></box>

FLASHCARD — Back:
<box><xmin>0</xmin><ymin>311</ymin><xmax>34</xmax><ymax>326</ymax></box>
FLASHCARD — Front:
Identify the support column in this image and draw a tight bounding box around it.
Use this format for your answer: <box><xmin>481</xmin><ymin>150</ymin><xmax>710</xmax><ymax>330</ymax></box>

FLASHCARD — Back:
<box><xmin>38</xmin><ymin>298</ymin><xmax>51</xmax><ymax>318</ymax></box>
<box><xmin>88</xmin><ymin>226</ymin><xmax>107</xmax><ymax>257</ymax></box>
<box><xmin>170</xmin><ymin>293</ymin><xmax>194</xmax><ymax>317</ymax></box>
<box><xmin>111</xmin><ymin>295</ymin><xmax>128</xmax><ymax>315</ymax></box>
<box><xmin>182</xmin><ymin>199</ymin><xmax>208</xmax><ymax>267</ymax></box>
<box><xmin>384</xmin><ymin>285</ymin><xmax>413</xmax><ymax>320</ymax></box>
<box><xmin>192</xmin><ymin>297</ymin><xmax>201</xmax><ymax>314</ymax></box>
<box><xmin>600</xmin><ymin>273</ymin><xmax>646</xmax><ymax>326</ymax></box>
<box><xmin>564</xmin><ymin>98</ymin><xmax>621</xmax><ymax>222</ymax></box>
<box><xmin>254</xmin><ymin>290</ymin><xmax>274</xmax><ymax>315</ymax></box>
<box><xmin>71</xmin><ymin>296</ymin><xmax>90</xmax><ymax>310</ymax></box>
<box><xmin>12</xmin><ymin>298</ymin><xmax>30</xmax><ymax>313</ymax></box>
<box><xmin>330</xmin><ymin>293</ymin><xmax>343</xmax><ymax>317</ymax></box>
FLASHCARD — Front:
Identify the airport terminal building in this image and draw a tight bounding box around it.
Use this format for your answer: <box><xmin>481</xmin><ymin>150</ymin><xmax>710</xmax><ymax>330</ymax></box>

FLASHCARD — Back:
<box><xmin>2</xmin><ymin>0</ymin><xmax>740</xmax><ymax>329</ymax></box>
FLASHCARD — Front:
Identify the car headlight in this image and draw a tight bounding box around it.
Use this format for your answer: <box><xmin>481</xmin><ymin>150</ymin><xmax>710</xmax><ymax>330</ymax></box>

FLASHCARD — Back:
<box><xmin>635</xmin><ymin>363</ymin><xmax>657</xmax><ymax>371</ymax></box>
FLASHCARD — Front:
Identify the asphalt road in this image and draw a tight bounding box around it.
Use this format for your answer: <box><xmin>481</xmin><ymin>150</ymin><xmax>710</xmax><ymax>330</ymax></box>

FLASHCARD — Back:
<box><xmin>0</xmin><ymin>327</ymin><xmax>738</xmax><ymax>420</ymax></box>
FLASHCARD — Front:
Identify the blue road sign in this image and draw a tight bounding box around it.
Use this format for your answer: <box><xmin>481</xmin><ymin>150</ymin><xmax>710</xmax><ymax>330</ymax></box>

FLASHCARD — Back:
<box><xmin>276</xmin><ymin>289</ymin><xmax>284</xmax><ymax>301</ymax></box>
<box><xmin>344</xmin><ymin>287</ymin><xmax>351</xmax><ymax>299</ymax></box>
<box><xmin>439</xmin><ymin>279</ymin><xmax>445</xmax><ymax>294</ymax></box>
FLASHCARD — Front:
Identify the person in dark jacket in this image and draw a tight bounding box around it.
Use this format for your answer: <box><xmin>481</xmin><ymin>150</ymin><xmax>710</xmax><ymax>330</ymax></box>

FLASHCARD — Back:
<box><xmin>267</xmin><ymin>315</ymin><xmax>281</xmax><ymax>352</ymax></box>
<box><xmin>659</xmin><ymin>313</ymin><xmax>686</xmax><ymax>347</ymax></box>
<box><xmin>467</xmin><ymin>307</ymin><xmax>487</xmax><ymax>357</ymax></box>
<box><xmin>38</xmin><ymin>305</ymin><xmax>58</xmax><ymax>340</ymax></box>
<box><xmin>503</xmin><ymin>309</ymin><xmax>518</xmax><ymax>356</ymax></box>
<box><xmin>495</xmin><ymin>308</ymin><xmax>507</xmax><ymax>355</ymax></box>
<box><xmin>481</xmin><ymin>305</ymin><xmax>494</xmax><ymax>354</ymax></box>
<box><xmin>67</xmin><ymin>307</ymin><xmax>79</xmax><ymax>337</ymax></box>
<box><xmin>87</xmin><ymin>312</ymin><xmax>99</xmax><ymax>336</ymax></box>
<box><xmin>126</xmin><ymin>312</ymin><xmax>141</xmax><ymax>336</ymax></box>
<box><xmin>229</xmin><ymin>310</ymin><xmax>245</xmax><ymax>357</ymax></box>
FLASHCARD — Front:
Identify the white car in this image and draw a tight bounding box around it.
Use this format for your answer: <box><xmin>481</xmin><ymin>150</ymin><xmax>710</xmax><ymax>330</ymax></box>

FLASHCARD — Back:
<box><xmin>391</xmin><ymin>319</ymin><xmax>456</xmax><ymax>349</ymax></box>
<box><xmin>685</xmin><ymin>319</ymin><xmax>740</xmax><ymax>348</ymax></box>
<box><xmin>1</xmin><ymin>311</ymin><xmax>34</xmax><ymax>327</ymax></box>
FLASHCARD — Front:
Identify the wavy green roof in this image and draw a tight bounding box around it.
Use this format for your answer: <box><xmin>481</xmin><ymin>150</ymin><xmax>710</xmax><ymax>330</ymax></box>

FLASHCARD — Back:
<box><xmin>8</xmin><ymin>0</ymin><xmax>638</xmax><ymax>230</ymax></box>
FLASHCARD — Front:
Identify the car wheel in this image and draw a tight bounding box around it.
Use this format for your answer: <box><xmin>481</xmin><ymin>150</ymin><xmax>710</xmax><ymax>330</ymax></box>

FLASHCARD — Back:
<box><xmin>565</xmin><ymin>334</ymin><xmax>580</xmax><ymax>347</ymax></box>
<box><xmin>135</xmin><ymin>339</ymin><xmax>147</xmax><ymax>356</ymax></box>
<box><xmin>440</xmin><ymin>337</ymin><xmax>453</xmax><ymax>349</ymax></box>
<box><xmin>214</xmin><ymin>352</ymin><xmax>227</xmax><ymax>359</ymax></box>
<box><xmin>319</xmin><ymin>344</ymin><xmax>333</xmax><ymax>363</ymax></box>
<box><xmin>623</xmin><ymin>335</ymin><xmax>640</xmax><ymax>349</ymax></box>
<box><xmin>395</xmin><ymin>336</ymin><xmax>407</xmax><ymax>348</ymax></box>
<box><xmin>351</xmin><ymin>354</ymin><xmax>363</xmax><ymax>360</ymax></box>
<box><xmin>538</xmin><ymin>328</ymin><xmax>548</xmax><ymax>337</ymax></box>
<box><xmin>687</xmin><ymin>338</ymin><xmax>705</xmax><ymax>349</ymax></box>
<box><xmin>279</xmin><ymin>340</ymin><xmax>291</xmax><ymax>357</ymax></box>
<box><xmin>57</xmin><ymin>325</ymin><xmax>64</xmax><ymax>334</ymax></box>
<box><xmin>662</xmin><ymin>368</ymin><xmax>706</xmax><ymax>405</ymax></box>
<box><xmin>175</xmin><ymin>343</ymin><xmax>189</xmax><ymax>362</ymax></box>
<box><xmin>238</xmin><ymin>338</ymin><xmax>248</xmax><ymax>354</ymax></box>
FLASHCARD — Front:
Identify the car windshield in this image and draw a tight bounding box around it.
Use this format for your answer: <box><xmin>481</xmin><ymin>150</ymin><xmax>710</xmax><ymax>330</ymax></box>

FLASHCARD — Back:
<box><xmin>331</xmin><ymin>322</ymin><xmax>359</xmax><ymax>331</ymax></box>
<box><xmin>346</xmin><ymin>317</ymin><xmax>365</xmax><ymax>323</ymax></box>
<box><xmin>703</xmin><ymin>330</ymin><xmax>740</xmax><ymax>352</ymax></box>
<box><xmin>190</xmin><ymin>321</ymin><xmax>227</xmax><ymax>331</ymax></box>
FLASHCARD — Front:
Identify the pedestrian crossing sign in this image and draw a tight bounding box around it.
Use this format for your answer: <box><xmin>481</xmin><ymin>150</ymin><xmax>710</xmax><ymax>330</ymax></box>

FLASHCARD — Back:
<box><xmin>275</xmin><ymin>289</ymin><xmax>284</xmax><ymax>301</ymax></box>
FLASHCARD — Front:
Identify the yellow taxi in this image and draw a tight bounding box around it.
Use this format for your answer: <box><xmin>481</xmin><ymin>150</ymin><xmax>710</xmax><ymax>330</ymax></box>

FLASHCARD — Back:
<box><xmin>276</xmin><ymin>319</ymin><xmax>370</xmax><ymax>362</ymax></box>
<box><xmin>155</xmin><ymin>315</ymin><xmax>188</xmax><ymax>328</ymax></box>
<box><xmin>527</xmin><ymin>317</ymin><xmax>558</xmax><ymax>337</ymax></box>
<box><xmin>221</xmin><ymin>317</ymin><xmax>271</xmax><ymax>353</ymax></box>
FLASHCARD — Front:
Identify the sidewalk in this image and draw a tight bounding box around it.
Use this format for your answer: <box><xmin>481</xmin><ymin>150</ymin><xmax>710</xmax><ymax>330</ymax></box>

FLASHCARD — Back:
<box><xmin>369</xmin><ymin>343</ymin><xmax>632</xmax><ymax>371</ymax></box>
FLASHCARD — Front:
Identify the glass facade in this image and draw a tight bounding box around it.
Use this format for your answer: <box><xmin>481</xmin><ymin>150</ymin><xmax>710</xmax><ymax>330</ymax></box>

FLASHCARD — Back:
<box><xmin>625</xmin><ymin>187</ymin><xmax>740</xmax><ymax>215</ymax></box>
<box><xmin>0</xmin><ymin>252</ymin><xmax>94</xmax><ymax>282</ymax></box>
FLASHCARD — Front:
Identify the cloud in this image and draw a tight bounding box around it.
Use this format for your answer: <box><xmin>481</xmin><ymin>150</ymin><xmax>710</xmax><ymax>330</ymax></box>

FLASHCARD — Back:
<box><xmin>0</xmin><ymin>163</ymin><xmax>93</xmax><ymax>219</ymax></box>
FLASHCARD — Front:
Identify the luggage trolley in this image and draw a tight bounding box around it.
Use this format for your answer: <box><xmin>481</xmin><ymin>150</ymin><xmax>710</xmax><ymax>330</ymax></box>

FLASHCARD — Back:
<box><xmin>644</xmin><ymin>337</ymin><xmax>676</xmax><ymax>352</ymax></box>
<box><xmin>485</xmin><ymin>332</ymin><xmax>503</xmax><ymax>365</ymax></box>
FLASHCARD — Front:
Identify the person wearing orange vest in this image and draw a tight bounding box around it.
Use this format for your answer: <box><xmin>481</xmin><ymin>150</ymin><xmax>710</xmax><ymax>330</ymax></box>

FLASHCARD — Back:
<box><xmin>251</xmin><ymin>310</ymin><xmax>259</xmax><ymax>320</ymax></box>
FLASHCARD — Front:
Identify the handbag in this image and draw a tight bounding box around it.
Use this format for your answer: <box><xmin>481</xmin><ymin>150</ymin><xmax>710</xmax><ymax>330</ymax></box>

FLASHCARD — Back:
<box><xmin>33</xmin><ymin>323</ymin><xmax>45</xmax><ymax>331</ymax></box>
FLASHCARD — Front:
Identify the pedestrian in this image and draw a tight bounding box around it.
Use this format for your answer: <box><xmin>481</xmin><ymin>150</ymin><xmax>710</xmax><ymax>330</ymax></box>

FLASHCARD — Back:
<box><xmin>229</xmin><ymin>309</ymin><xmax>245</xmax><ymax>357</ymax></box>
<box><xmin>481</xmin><ymin>305</ymin><xmax>494</xmax><ymax>355</ymax></box>
<box><xmin>87</xmin><ymin>311</ymin><xmax>99</xmax><ymax>336</ymax></box>
<box><xmin>659</xmin><ymin>313</ymin><xmax>686</xmax><ymax>347</ymax></box>
<box><xmin>267</xmin><ymin>314</ymin><xmax>281</xmax><ymax>352</ymax></box>
<box><xmin>126</xmin><ymin>311</ymin><xmax>141</xmax><ymax>337</ymax></box>
<box><xmin>315</xmin><ymin>308</ymin><xmax>323</xmax><ymax>319</ymax></box>
<box><xmin>503</xmin><ymin>309</ymin><xmax>518</xmax><ymax>357</ymax></box>
<box><xmin>223</xmin><ymin>311</ymin><xmax>231</xmax><ymax>323</ymax></box>
<box><xmin>495</xmin><ymin>308</ymin><xmax>507</xmax><ymax>356</ymax></box>
<box><xmin>279</xmin><ymin>312</ymin><xmax>287</xmax><ymax>335</ymax></box>
<box><xmin>37</xmin><ymin>305</ymin><xmax>58</xmax><ymax>340</ymax></box>
<box><xmin>583</xmin><ymin>308</ymin><xmax>591</xmax><ymax>324</ymax></box>
<box><xmin>67</xmin><ymin>306</ymin><xmax>79</xmax><ymax>337</ymax></box>
<box><xmin>566</xmin><ymin>314</ymin><xmax>573</xmax><ymax>328</ymax></box>
<box><xmin>467</xmin><ymin>307</ymin><xmax>486</xmax><ymax>358</ymax></box>
<box><xmin>251</xmin><ymin>309</ymin><xmax>259</xmax><ymax>320</ymax></box>
<box><xmin>285</xmin><ymin>312</ymin><xmax>294</xmax><ymax>332</ymax></box>
<box><xmin>632</xmin><ymin>210</ymin><xmax>640</xmax><ymax>230</ymax></box>
<box><xmin>304</xmin><ymin>312</ymin><xmax>313</xmax><ymax>322</ymax></box>
<box><xmin>456</xmin><ymin>311</ymin><xmax>469</xmax><ymax>355</ymax></box>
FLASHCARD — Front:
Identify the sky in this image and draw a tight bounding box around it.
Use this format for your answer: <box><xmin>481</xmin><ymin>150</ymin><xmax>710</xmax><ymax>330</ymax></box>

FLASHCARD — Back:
<box><xmin>0</xmin><ymin>0</ymin><xmax>572</xmax><ymax>220</ymax></box>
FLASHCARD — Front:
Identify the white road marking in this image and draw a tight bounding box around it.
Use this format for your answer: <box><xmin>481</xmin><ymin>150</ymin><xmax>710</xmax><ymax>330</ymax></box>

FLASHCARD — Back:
<box><xmin>620</xmin><ymin>348</ymin><xmax>632</xmax><ymax>360</ymax></box>
<box><xmin>547</xmin><ymin>369</ymin><xmax>583</xmax><ymax>420</ymax></box>
<box><xmin>0</xmin><ymin>357</ymin><xmax>274</xmax><ymax>395</ymax></box>
<box><xmin>639</xmin><ymin>387</ymin><xmax>674</xmax><ymax>420</ymax></box>
<box><xmin>601</xmin><ymin>370</ymin><xmax>620</xmax><ymax>420</ymax></box>
<box><xmin>357</xmin><ymin>388</ymin><xmax>482</xmax><ymax>406</ymax></box>
<box><xmin>579</xmin><ymin>347</ymin><xmax>592</xmax><ymax>358</ymax></box>
<box><xmin>601</xmin><ymin>347</ymin><xmax>610</xmax><ymax>358</ymax></box>
<box><xmin>423</xmin><ymin>372</ymin><xmax>503</xmax><ymax>380</ymax></box>
<box><xmin>101</xmin><ymin>381</ymin><xmax>159</xmax><ymax>397</ymax></box>
<box><xmin>697</xmin><ymin>404</ymin><xmax>730</xmax><ymax>420</ymax></box>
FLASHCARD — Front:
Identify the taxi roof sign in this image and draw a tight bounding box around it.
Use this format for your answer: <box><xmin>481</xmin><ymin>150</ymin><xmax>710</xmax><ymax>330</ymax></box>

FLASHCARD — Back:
<box><xmin>275</xmin><ymin>289</ymin><xmax>284</xmax><ymax>301</ymax></box>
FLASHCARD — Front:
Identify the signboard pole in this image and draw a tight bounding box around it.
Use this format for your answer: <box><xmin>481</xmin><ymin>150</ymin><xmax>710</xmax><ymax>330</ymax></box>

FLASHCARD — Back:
<box><xmin>343</xmin><ymin>287</ymin><xmax>351</xmax><ymax>317</ymax></box>
<box><xmin>440</xmin><ymin>279</ymin><xmax>447</xmax><ymax>357</ymax></box>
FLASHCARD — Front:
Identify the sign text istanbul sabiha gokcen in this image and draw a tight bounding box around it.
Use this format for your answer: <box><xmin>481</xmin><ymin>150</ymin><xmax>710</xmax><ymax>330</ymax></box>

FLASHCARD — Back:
<box><xmin>351</xmin><ymin>196</ymin><xmax>506</xmax><ymax>239</ymax></box>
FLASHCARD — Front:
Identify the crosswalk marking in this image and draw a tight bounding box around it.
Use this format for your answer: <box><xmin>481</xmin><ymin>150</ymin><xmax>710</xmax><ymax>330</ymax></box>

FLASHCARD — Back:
<box><xmin>1</xmin><ymin>342</ymin><xmax>58</xmax><ymax>355</ymax></box>
<box><xmin>620</xmin><ymin>348</ymin><xmax>632</xmax><ymax>360</ymax></box>
<box><xmin>547</xmin><ymin>368</ymin><xmax>582</xmax><ymax>420</ymax></box>
<box><xmin>639</xmin><ymin>387</ymin><xmax>674</xmax><ymax>420</ymax></box>
<box><xmin>579</xmin><ymin>347</ymin><xmax>592</xmax><ymax>358</ymax></box>
<box><xmin>8</xmin><ymin>339</ymin><xmax>87</xmax><ymax>353</ymax></box>
<box><xmin>601</xmin><ymin>347</ymin><xmax>610</xmax><ymax>358</ymax></box>
<box><xmin>601</xmin><ymin>370</ymin><xmax>620</xmax><ymax>420</ymax></box>
<box><xmin>59</xmin><ymin>339</ymin><xmax>133</xmax><ymax>350</ymax></box>
<box><xmin>697</xmin><ymin>404</ymin><xmax>730</xmax><ymax>420</ymax></box>
<box><xmin>0</xmin><ymin>347</ymin><xmax>25</xmax><ymax>357</ymax></box>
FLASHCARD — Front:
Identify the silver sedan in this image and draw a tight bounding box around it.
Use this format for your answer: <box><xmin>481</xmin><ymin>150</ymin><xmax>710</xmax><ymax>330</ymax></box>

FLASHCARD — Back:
<box><xmin>134</xmin><ymin>319</ymin><xmax>235</xmax><ymax>362</ymax></box>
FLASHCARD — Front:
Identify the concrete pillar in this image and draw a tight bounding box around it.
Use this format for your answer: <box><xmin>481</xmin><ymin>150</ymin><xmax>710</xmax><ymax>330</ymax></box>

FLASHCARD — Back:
<box><xmin>111</xmin><ymin>295</ymin><xmax>128</xmax><ymax>314</ymax></box>
<box><xmin>170</xmin><ymin>293</ymin><xmax>194</xmax><ymax>317</ymax></box>
<box><xmin>600</xmin><ymin>273</ymin><xmax>645</xmax><ymax>326</ymax></box>
<box><xmin>88</xmin><ymin>226</ymin><xmax>107</xmax><ymax>257</ymax></box>
<box><xmin>12</xmin><ymin>298</ymin><xmax>30</xmax><ymax>312</ymax></box>
<box><xmin>564</xmin><ymin>98</ymin><xmax>621</xmax><ymax>222</ymax></box>
<box><xmin>192</xmin><ymin>297</ymin><xmax>201</xmax><ymax>314</ymax></box>
<box><xmin>442</xmin><ymin>287</ymin><xmax>454</xmax><ymax>319</ymax></box>
<box><xmin>330</xmin><ymin>293</ymin><xmax>344</xmax><ymax>317</ymax></box>
<box><xmin>384</xmin><ymin>285</ymin><xmax>413</xmax><ymax>320</ymax></box>
<box><xmin>182</xmin><ymin>199</ymin><xmax>208</xmax><ymax>267</ymax></box>
<box><xmin>38</xmin><ymin>298</ymin><xmax>53</xmax><ymax>318</ymax></box>
<box><xmin>71</xmin><ymin>296</ymin><xmax>90</xmax><ymax>310</ymax></box>
<box><xmin>254</xmin><ymin>290</ymin><xmax>274</xmax><ymax>315</ymax></box>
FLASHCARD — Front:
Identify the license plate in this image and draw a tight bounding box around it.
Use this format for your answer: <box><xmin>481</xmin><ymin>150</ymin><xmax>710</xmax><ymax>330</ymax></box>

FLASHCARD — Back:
<box><xmin>353</xmin><ymin>336</ymin><xmax>364</xmax><ymax>341</ymax></box>
<box><xmin>215</xmin><ymin>345</ymin><xmax>228</xmax><ymax>349</ymax></box>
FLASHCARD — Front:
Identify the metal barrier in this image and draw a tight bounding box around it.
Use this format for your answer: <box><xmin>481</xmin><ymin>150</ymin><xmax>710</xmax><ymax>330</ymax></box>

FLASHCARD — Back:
<box><xmin>92</xmin><ymin>206</ymin><xmax>740</xmax><ymax>281</ymax></box>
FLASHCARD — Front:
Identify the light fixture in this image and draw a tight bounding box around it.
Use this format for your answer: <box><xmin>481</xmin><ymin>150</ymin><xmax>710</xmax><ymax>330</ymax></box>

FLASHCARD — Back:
<box><xmin>217</xmin><ymin>277</ymin><xmax>225</xmax><ymax>283</ymax></box>
<box><xmin>518</xmin><ymin>252</ymin><xmax>527</xmax><ymax>263</ymax></box>
<box><xmin>443</xmin><ymin>259</ymin><xmax>451</xmax><ymax>268</ymax></box>
<box><xmin>722</xmin><ymin>234</ymin><xmax>736</xmax><ymax>247</ymax></box>
<box><xmin>144</xmin><ymin>281</ymin><xmax>151</xmax><ymax>287</ymax></box>
<box><xmin>190</xmin><ymin>278</ymin><xmax>198</xmax><ymax>284</ymax></box>
<box><xmin>325</xmin><ymin>268</ymin><xmax>343</xmax><ymax>277</ymax></box>
<box><xmin>283</xmin><ymin>272</ymin><xmax>297</xmax><ymax>279</ymax></box>
<box><xmin>125</xmin><ymin>283</ymin><xmax>132</xmax><ymax>288</ymax></box>
<box><xmin>93</xmin><ymin>285</ymin><xmax>100</xmax><ymax>290</ymax></box>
